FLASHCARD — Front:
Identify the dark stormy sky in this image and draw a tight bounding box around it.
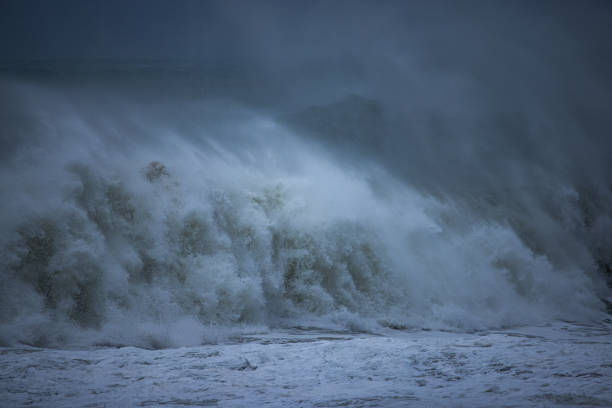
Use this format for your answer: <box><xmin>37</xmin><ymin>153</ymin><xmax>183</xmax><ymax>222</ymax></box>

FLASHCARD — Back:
<box><xmin>1</xmin><ymin>0</ymin><xmax>610</xmax><ymax>66</ymax></box>
<box><xmin>1</xmin><ymin>0</ymin><xmax>612</xmax><ymax>212</ymax></box>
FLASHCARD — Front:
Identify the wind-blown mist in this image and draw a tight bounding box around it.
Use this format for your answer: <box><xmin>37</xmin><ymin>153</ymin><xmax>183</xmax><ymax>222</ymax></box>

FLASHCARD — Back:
<box><xmin>0</xmin><ymin>1</ymin><xmax>611</xmax><ymax>349</ymax></box>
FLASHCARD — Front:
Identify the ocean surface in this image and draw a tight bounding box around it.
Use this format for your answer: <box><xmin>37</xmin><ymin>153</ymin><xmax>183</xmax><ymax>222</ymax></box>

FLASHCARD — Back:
<box><xmin>2</xmin><ymin>322</ymin><xmax>611</xmax><ymax>407</ymax></box>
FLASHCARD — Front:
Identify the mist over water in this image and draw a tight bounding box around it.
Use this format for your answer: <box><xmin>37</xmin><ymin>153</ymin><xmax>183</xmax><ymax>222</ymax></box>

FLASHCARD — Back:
<box><xmin>1</xmin><ymin>1</ymin><xmax>611</xmax><ymax>348</ymax></box>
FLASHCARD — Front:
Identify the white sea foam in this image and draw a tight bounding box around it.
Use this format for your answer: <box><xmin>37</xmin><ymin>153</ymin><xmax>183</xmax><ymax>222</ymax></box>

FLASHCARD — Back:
<box><xmin>0</xmin><ymin>84</ymin><xmax>607</xmax><ymax>348</ymax></box>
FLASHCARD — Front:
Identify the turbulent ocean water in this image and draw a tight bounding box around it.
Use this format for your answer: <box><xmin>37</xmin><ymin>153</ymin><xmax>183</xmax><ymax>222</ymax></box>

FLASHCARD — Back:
<box><xmin>0</xmin><ymin>60</ymin><xmax>611</xmax><ymax>407</ymax></box>
<box><xmin>1</xmin><ymin>1</ymin><xmax>612</xmax><ymax>406</ymax></box>
<box><xmin>1</xmin><ymin>60</ymin><xmax>610</xmax><ymax>347</ymax></box>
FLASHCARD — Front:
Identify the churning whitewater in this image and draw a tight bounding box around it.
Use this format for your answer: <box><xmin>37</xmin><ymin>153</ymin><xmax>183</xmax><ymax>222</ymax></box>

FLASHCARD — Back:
<box><xmin>0</xmin><ymin>82</ymin><xmax>608</xmax><ymax>349</ymax></box>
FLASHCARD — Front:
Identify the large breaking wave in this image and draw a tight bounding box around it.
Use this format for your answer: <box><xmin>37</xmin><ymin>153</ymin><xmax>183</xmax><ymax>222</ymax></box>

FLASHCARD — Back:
<box><xmin>0</xmin><ymin>81</ymin><xmax>609</xmax><ymax>348</ymax></box>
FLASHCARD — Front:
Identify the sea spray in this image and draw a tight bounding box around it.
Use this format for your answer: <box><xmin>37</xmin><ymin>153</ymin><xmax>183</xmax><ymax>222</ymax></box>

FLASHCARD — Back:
<box><xmin>0</xmin><ymin>84</ymin><xmax>606</xmax><ymax>348</ymax></box>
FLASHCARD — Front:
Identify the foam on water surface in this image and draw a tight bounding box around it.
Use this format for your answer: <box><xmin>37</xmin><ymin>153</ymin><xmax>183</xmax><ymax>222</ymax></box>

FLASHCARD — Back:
<box><xmin>1</xmin><ymin>321</ymin><xmax>610</xmax><ymax>407</ymax></box>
